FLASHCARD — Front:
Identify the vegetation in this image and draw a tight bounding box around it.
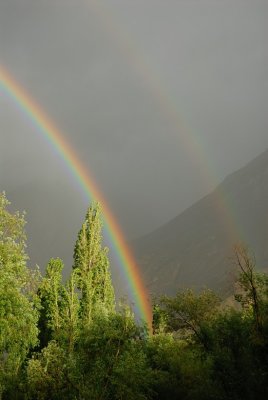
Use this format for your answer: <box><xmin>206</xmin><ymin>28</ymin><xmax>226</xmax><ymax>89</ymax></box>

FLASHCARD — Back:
<box><xmin>0</xmin><ymin>192</ymin><xmax>267</xmax><ymax>399</ymax></box>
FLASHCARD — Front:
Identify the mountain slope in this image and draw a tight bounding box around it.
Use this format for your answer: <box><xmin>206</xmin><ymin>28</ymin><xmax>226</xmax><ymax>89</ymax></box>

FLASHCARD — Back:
<box><xmin>133</xmin><ymin>150</ymin><xmax>268</xmax><ymax>296</ymax></box>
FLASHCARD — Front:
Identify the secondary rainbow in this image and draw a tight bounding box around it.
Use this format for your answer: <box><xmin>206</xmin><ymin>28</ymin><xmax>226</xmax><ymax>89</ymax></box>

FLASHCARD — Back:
<box><xmin>0</xmin><ymin>65</ymin><xmax>152</xmax><ymax>330</ymax></box>
<box><xmin>87</xmin><ymin>0</ymin><xmax>241</xmax><ymax>242</ymax></box>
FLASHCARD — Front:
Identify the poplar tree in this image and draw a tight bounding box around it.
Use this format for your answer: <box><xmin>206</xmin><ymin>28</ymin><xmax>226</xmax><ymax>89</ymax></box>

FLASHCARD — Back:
<box><xmin>61</xmin><ymin>270</ymin><xmax>80</xmax><ymax>353</ymax></box>
<box><xmin>38</xmin><ymin>258</ymin><xmax>65</xmax><ymax>347</ymax></box>
<box><xmin>38</xmin><ymin>259</ymin><xmax>81</xmax><ymax>352</ymax></box>
<box><xmin>73</xmin><ymin>202</ymin><xmax>115</xmax><ymax>324</ymax></box>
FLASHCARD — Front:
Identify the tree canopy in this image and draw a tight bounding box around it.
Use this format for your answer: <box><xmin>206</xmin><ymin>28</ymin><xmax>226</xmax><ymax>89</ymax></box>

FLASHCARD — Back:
<box><xmin>0</xmin><ymin>192</ymin><xmax>267</xmax><ymax>399</ymax></box>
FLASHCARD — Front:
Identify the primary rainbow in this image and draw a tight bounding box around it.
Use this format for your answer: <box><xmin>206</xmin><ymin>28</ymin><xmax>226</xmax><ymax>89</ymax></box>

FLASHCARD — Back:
<box><xmin>0</xmin><ymin>65</ymin><xmax>152</xmax><ymax>330</ymax></box>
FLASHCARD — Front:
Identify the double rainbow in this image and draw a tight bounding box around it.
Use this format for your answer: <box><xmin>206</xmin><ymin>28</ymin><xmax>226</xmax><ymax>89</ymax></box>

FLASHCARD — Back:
<box><xmin>0</xmin><ymin>65</ymin><xmax>152</xmax><ymax>330</ymax></box>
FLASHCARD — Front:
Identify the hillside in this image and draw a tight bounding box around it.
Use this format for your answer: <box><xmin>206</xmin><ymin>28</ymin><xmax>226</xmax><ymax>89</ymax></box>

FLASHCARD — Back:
<box><xmin>133</xmin><ymin>149</ymin><xmax>268</xmax><ymax>296</ymax></box>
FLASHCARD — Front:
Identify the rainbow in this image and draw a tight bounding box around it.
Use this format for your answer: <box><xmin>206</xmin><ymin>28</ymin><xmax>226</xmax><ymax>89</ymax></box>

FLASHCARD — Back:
<box><xmin>87</xmin><ymin>1</ymin><xmax>241</xmax><ymax>243</ymax></box>
<box><xmin>0</xmin><ymin>65</ymin><xmax>152</xmax><ymax>330</ymax></box>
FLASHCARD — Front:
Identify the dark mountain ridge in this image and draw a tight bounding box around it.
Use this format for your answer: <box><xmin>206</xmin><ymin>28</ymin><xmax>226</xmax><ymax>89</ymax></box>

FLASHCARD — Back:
<box><xmin>133</xmin><ymin>149</ymin><xmax>268</xmax><ymax>296</ymax></box>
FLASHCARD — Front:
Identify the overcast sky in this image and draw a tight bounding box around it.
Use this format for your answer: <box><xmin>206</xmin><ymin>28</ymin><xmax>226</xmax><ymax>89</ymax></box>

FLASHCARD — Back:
<box><xmin>0</xmin><ymin>0</ymin><xmax>267</xmax><ymax>273</ymax></box>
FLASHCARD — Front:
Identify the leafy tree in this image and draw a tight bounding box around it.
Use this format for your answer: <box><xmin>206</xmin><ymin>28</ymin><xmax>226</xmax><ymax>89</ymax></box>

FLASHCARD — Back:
<box><xmin>60</xmin><ymin>269</ymin><xmax>80</xmax><ymax>353</ymax></box>
<box><xmin>3</xmin><ymin>191</ymin><xmax>268</xmax><ymax>400</ymax></box>
<box><xmin>73</xmin><ymin>203</ymin><xmax>115</xmax><ymax>324</ymax></box>
<box><xmin>233</xmin><ymin>244</ymin><xmax>268</xmax><ymax>333</ymax></box>
<box><xmin>26</xmin><ymin>202</ymin><xmax>120</xmax><ymax>399</ymax></box>
<box><xmin>75</xmin><ymin>307</ymin><xmax>153</xmax><ymax>400</ymax></box>
<box><xmin>0</xmin><ymin>193</ymin><xmax>39</xmax><ymax>397</ymax></box>
<box><xmin>152</xmin><ymin>303</ymin><xmax>167</xmax><ymax>334</ymax></box>
<box><xmin>146</xmin><ymin>332</ymin><xmax>217</xmax><ymax>400</ymax></box>
<box><xmin>231</xmin><ymin>244</ymin><xmax>268</xmax><ymax>398</ymax></box>
<box><xmin>26</xmin><ymin>340</ymin><xmax>78</xmax><ymax>400</ymax></box>
<box><xmin>38</xmin><ymin>258</ymin><xmax>65</xmax><ymax>347</ymax></box>
<box><xmin>38</xmin><ymin>259</ymin><xmax>80</xmax><ymax>353</ymax></box>
<box><xmin>198</xmin><ymin>308</ymin><xmax>267</xmax><ymax>399</ymax></box>
<box><xmin>160</xmin><ymin>289</ymin><xmax>220</xmax><ymax>348</ymax></box>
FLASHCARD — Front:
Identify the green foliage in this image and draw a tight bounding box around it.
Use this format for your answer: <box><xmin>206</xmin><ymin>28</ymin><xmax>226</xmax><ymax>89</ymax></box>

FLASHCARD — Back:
<box><xmin>233</xmin><ymin>244</ymin><xmax>268</xmax><ymax>333</ymax></box>
<box><xmin>152</xmin><ymin>303</ymin><xmax>167</xmax><ymax>334</ymax></box>
<box><xmin>75</xmin><ymin>307</ymin><xmax>153</xmax><ymax>400</ymax></box>
<box><xmin>38</xmin><ymin>259</ymin><xmax>80</xmax><ymax>352</ymax></box>
<box><xmin>0</xmin><ymin>192</ymin><xmax>27</xmax><ymax>274</ymax></box>
<box><xmin>146</xmin><ymin>333</ymin><xmax>217</xmax><ymax>400</ymax></box>
<box><xmin>60</xmin><ymin>270</ymin><xmax>80</xmax><ymax>353</ymax></box>
<box><xmin>38</xmin><ymin>258</ymin><xmax>64</xmax><ymax>343</ymax></box>
<box><xmin>73</xmin><ymin>203</ymin><xmax>115</xmax><ymax>324</ymax></box>
<box><xmin>0</xmin><ymin>192</ymin><xmax>39</xmax><ymax>398</ymax></box>
<box><xmin>26</xmin><ymin>340</ymin><xmax>78</xmax><ymax>400</ymax></box>
<box><xmin>1</xmin><ymin>192</ymin><xmax>268</xmax><ymax>399</ymax></box>
<box><xmin>204</xmin><ymin>310</ymin><xmax>257</xmax><ymax>399</ymax></box>
<box><xmin>160</xmin><ymin>288</ymin><xmax>220</xmax><ymax>348</ymax></box>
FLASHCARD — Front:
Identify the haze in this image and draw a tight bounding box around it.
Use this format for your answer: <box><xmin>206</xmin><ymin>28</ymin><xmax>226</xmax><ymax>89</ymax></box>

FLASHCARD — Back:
<box><xmin>0</xmin><ymin>0</ymin><xmax>267</xmax><ymax>274</ymax></box>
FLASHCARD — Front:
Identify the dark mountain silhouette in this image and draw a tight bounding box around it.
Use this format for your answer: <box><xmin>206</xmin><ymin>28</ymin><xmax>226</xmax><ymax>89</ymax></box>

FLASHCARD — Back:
<box><xmin>133</xmin><ymin>149</ymin><xmax>268</xmax><ymax>296</ymax></box>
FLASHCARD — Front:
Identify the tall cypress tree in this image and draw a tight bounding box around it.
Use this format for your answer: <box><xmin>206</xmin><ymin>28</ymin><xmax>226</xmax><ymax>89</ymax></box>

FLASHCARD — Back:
<box><xmin>73</xmin><ymin>202</ymin><xmax>115</xmax><ymax>324</ymax></box>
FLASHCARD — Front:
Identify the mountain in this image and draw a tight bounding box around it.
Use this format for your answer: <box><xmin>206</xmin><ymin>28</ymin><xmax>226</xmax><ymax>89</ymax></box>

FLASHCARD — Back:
<box><xmin>133</xmin><ymin>150</ymin><xmax>268</xmax><ymax>297</ymax></box>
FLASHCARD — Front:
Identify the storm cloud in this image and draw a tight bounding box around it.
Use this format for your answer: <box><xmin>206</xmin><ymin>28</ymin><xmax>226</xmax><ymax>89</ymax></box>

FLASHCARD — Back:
<box><xmin>1</xmin><ymin>0</ymin><xmax>267</xmax><ymax>274</ymax></box>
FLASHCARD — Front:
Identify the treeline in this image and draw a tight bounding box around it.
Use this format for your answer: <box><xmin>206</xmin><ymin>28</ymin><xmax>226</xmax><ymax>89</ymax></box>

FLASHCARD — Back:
<box><xmin>0</xmin><ymin>192</ymin><xmax>267</xmax><ymax>399</ymax></box>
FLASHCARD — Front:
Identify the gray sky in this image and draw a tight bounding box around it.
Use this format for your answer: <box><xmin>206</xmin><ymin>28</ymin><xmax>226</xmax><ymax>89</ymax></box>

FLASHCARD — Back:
<box><xmin>0</xmin><ymin>0</ymin><xmax>267</xmax><ymax>272</ymax></box>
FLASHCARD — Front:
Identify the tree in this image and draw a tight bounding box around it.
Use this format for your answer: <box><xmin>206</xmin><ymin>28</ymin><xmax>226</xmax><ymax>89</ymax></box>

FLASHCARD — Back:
<box><xmin>73</xmin><ymin>203</ymin><xmax>115</xmax><ymax>324</ymax></box>
<box><xmin>233</xmin><ymin>244</ymin><xmax>268</xmax><ymax>333</ymax></box>
<box><xmin>146</xmin><ymin>332</ymin><xmax>217</xmax><ymax>400</ymax></box>
<box><xmin>37</xmin><ymin>258</ymin><xmax>65</xmax><ymax>348</ymax></box>
<box><xmin>75</xmin><ymin>307</ymin><xmax>153</xmax><ymax>400</ymax></box>
<box><xmin>160</xmin><ymin>289</ymin><xmax>220</xmax><ymax>348</ymax></box>
<box><xmin>0</xmin><ymin>193</ymin><xmax>39</xmax><ymax>397</ymax></box>
<box><xmin>26</xmin><ymin>340</ymin><xmax>78</xmax><ymax>400</ymax></box>
<box><xmin>60</xmin><ymin>270</ymin><xmax>80</xmax><ymax>353</ymax></box>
